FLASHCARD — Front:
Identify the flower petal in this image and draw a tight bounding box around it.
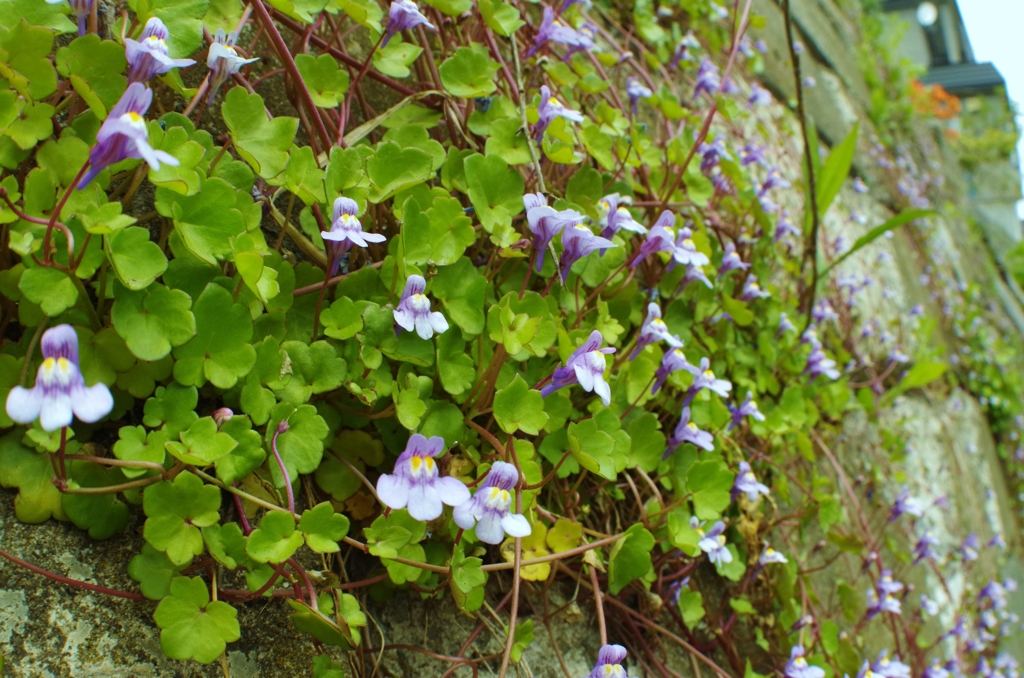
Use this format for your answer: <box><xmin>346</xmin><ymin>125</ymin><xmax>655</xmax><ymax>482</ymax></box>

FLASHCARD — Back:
<box><xmin>406</xmin><ymin>482</ymin><xmax>443</xmax><ymax>521</ymax></box>
<box><xmin>452</xmin><ymin>499</ymin><xmax>477</xmax><ymax>530</ymax></box>
<box><xmin>40</xmin><ymin>393</ymin><xmax>74</xmax><ymax>432</ymax></box>
<box><xmin>393</xmin><ymin>308</ymin><xmax>415</xmax><ymax>332</ymax></box>
<box><xmin>501</xmin><ymin>513</ymin><xmax>532</xmax><ymax>538</ymax></box>
<box><xmin>376</xmin><ymin>473</ymin><xmax>409</xmax><ymax>510</ymax></box>
<box><xmin>475</xmin><ymin>512</ymin><xmax>505</xmax><ymax>544</ymax></box>
<box><xmin>428</xmin><ymin>312</ymin><xmax>449</xmax><ymax>335</ymax></box>
<box><xmin>70</xmin><ymin>383</ymin><xmax>114</xmax><ymax>423</ymax></box>
<box><xmin>5</xmin><ymin>386</ymin><xmax>43</xmax><ymax>425</ymax></box>
<box><xmin>414</xmin><ymin>314</ymin><xmax>434</xmax><ymax>340</ymax></box>
<box><xmin>434</xmin><ymin>475</ymin><xmax>471</xmax><ymax>507</ymax></box>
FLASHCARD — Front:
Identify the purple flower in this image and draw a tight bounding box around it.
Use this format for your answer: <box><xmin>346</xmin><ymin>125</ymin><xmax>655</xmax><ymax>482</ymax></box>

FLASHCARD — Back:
<box><xmin>651</xmin><ymin>348</ymin><xmax>693</xmax><ymax>395</ymax></box>
<box><xmin>78</xmin><ymin>83</ymin><xmax>179</xmax><ymax>189</ymax></box>
<box><xmin>666</xmin><ymin>226</ymin><xmax>710</xmax><ymax>271</ymax></box>
<box><xmin>988</xmin><ymin>533</ymin><xmax>1006</xmax><ymax>549</ymax></box>
<box><xmin>206</xmin><ymin>30</ymin><xmax>259</xmax><ymax>104</ymax></box>
<box><xmin>587</xmin><ymin>644</ymin><xmax>635</xmax><ymax>678</ymax></box>
<box><xmin>682</xmin><ymin>264</ymin><xmax>713</xmax><ymax>289</ymax></box>
<box><xmin>889</xmin><ymin>486</ymin><xmax>925</xmax><ymax>521</ymax></box>
<box><xmin>732</xmin><ymin>461</ymin><xmax>769</xmax><ymax>501</ymax></box>
<box><xmin>393</xmin><ymin>275</ymin><xmax>449</xmax><ymax>339</ymax></box>
<box><xmin>760</xmin><ymin>167</ymin><xmax>791</xmax><ymax>193</ymax></box>
<box><xmin>452</xmin><ymin>462</ymin><xmax>531</xmax><ymax>544</ymax></box>
<box><xmin>866</xmin><ymin>588</ymin><xmax>902</xmax><ymax>619</ymax></box>
<box><xmin>696</xmin><ymin>519</ymin><xmax>732</xmax><ymax>565</ymax></box>
<box><xmin>375</xmin><ymin>434</ymin><xmax>470</xmax><ymax>521</ymax></box>
<box><xmin>923</xmin><ymin>660</ymin><xmax>949</xmax><ymax>678</ymax></box>
<box><xmin>632</xmin><ymin>212</ymin><xmax>677</xmax><ymax>267</ymax></box>
<box><xmin>693</xmin><ymin>58</ymin><xmax>721</xmax><ymax>99</ymax></box>
<box><xmin>775</xmin><ymin>210</ymin><xmax>799</xmax><ymax>242</ymax></box>
<box><xmin>871</xmin><ymin>651</ymin><xmax>911</xmax><ymax>678</ymax></box>
<box><xmin>534</xmin><ymin>85</ymin><xmax>585</xmax><ymax>142</ymax></box>
<box><xmin>785</xmin><ymin>646</ymin><xmax>824</xmax><ymax>678</ymax></box>
<box><xmin>717</xmin><ymin>242</ymin><xmax>749</xmax><ymax>277</ymax></box>
<box><xmin>524</xmin><ymin>193</ymin><xmax>583</xmax><ymax>272</ymax></box>
<box><xmin>690</xmin><ymin>357</ymin><xmax>732</xmax><ymax>398</ymax></box>
<box><xmin>626</xmin><ymin>77</ymin><xmax>653</xmax><ymax>113</ymax></box>
<box><xmin>598</xmin><ymin>194</ymin><xmax>646</xmax><ymax>239</ymax></box>
<box><xmin>670</xmin><ymin>32</ymin><xmax>701</xmax><ymax>68</ymax></box>
<box><xmin>759</xmin><ymin>543</ymin><xmax>788</xmax><ymax>565</ymax></box>
<box><xmin>778</xmin><ymin>312</ymin><xmax>796</xmax><ymax>335</ymax></box>
<box><xmin>913</xmin><ymin>532</ymin><xmax>939</xmax><ymax>564</ymax></box>
<box><xmin>6</xmin><ymin>325</ymin><xmax>113</xmax><ymax>431</ymax></box>
<box><xmin>46</xmin><ymin>0</ymin><xmax>92</xmax><ymax>36</ymax></box>
<box><xmin>383</xmin><ymin>0</ymin><xmax>435</xmax><ymax>48</ymax></box>
<box><xmin>559</xmin><ymin>224</ymin><xmax>616</xmax><ymax>280</ymax></box>
<box><xmin>728</xmin><ymin>393</ymin><xmax>765</xmax><ymax>430</ymax></box>
<box><xmin>322</xmin><ymin>197</ymin><xmax>386</xmax><ymax>274</ymax></box>
<box><xmin>740</xmin><ymin>274</ymin><xmax>770</xmax><ymax>301</ymax></box>
<box><xmin>853</xmin><ymin>177</ymin><xmax>869</xmax><ymax>193</ymax></box>
<box><xmin>125</xmin><ymin>17</ymin><xmax>195</xmax><ymax>84</ymax></box>
<box><xmin>877</xmin><ymin>569</ymin><xmax>904</xmax><ymax>596</ymax></box>
<box><xmin>961</xmin><ymin>532</ymin><xmax>980</xmax><ymax>561</ymax></box>
<box><xmin>748</xmin><ymin>82</ymin><xmax>772</xmax><ymax>107</ymax></box>
<box><xmin>920</xmin><ymin>594</ymin><xmax>939</xmax><ymax>616</ymax></box>
<box><xmin>666</xmin><ymin>406</ymin><xmax>714</xmax><ymax>456</ymax></box>
<box><xmin>631</xmin><ymin>303</ymin><xmax>682</xmax><ymax>359</ymax></box>
<box><xmin>741</xmin><ymin>143</ymin><xmax>768</xmax><ymax>167</ymax></box>
<box><xmin>698</xmin><ymin>137</ymin><xmax>730</xmax><ymax>175</ymax></box>
<box><xmin>540</xmin><ymin>330</ymin><xmax>615</xmax><ymax>405</ymax></box>
<box><xmin>525</xmin><ymin>7</ymin><xmax>587</xmax><ymax>58</ymax></box>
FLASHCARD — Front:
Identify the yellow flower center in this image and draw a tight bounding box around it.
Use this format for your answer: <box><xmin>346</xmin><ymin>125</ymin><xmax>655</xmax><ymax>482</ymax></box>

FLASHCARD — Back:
<box><xmin>683</xmin><ymin>238</ymin><xmax>695</xmax><ymax>248</ymax></box>
<box><xmin>703</xmin><ymin>369</ymin><xmax>715</xmax><ymax>379</ymax></box>
<box><xmin>795</xmin><ymin>658</ymin><xmax>808</xmax><ymax>668</ymax></box>
<box><xmin>127</xmin><ymin>112</ymin><xmax>143</xmax><ymax>122</ymax></box>
<box><xmin>409</xmin><ymin>455</ymin><xmax>435</xmax><ymax>475</ymax></box>
<box><xmin>652</xmin><ymin>319</ymin><xmax>666</xmax><ymax>329</ymax></box>
<box><xmin>687</xmin><ymin>422</ymin><xmax>698</xmax><ymax>431</ymax></box>
<box><xmin>674</xmin><ymin>349</ymin><xmax>684</xmax><ymax>357</ymax></box>
<box><xmin>144</xmin><ymin>35</ymin><xmax>167</xmax><ymax>49</ymax></box>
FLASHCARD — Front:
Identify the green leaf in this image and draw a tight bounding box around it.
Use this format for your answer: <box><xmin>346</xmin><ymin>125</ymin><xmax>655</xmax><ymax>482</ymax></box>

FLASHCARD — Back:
<box><xmin>0</xmin><ymin>431</ymin><xmax>65</xmax><ymax>523</ymax></box>
<box><xmin>438</xmin><ymin>44</ymin><xmax>499</xmax><ymax>98</ymax></box>
<box><xmin>886</xmin><ymin>361</ymin><xmax>948</xmax><ymax>402</ymax></box>
<box><xmin>0</xmin><ymin>0</ymin><xmax>76</xmax><ymax>32</ymax></box>
<box><xmin>267</xmin><ymin>0</ymin><xmax>328</xmax><ymax>23</ymax></box>
<box><xmin>0</xmin><ymin>22</ymin><xmax>58</xmax><ymax>100</ymax></box>
<box><xmin>686</xmin><ymin>459</ymin><xmax>734</xmax><ymax>520</ymax></box>
<box><xmin>214</xmin><ymin>415</ymin><xmax>267</xmax><ymax>485</ymax></box>
<box><xmin>113</xmin><ymin>283</ymin><xmax>197</xmax><ymax>361</ymax></box>
<box><xmin>106</xmin><ymin>227</ymin><xmax>168</xmax><ymax>291</ymax></box>
<box><xmin>284</xmin><ymin>144</ymin><xmax>326</xmax><ymax>206</ymax></box>
<box><xmin>246</xmin><ymin>510</ymin><xmax>304</xmax><ymax>563</ymax></box>
<box><xmin>320</xmin><ymin>296</ymin><xmax>364</xmax><ymax>340</ymax></box>
<box><xmin>222</xmin><ymin>88</ymin><xmax>298</xmax><ymax>179</ymax></box>
<box><xmin>156</xmin><ymin>177</ymin><xmax>248</xmax><ymax>264</ymax></box>
<box><xmin>62</xmin><ymin>461</ymin><xmax>130</xmax><ymax>539</ymax></box>
<box><xmin>678</xmin><ymin>588</ymin><xmax>705</xmax><ymax>628</ymax></box>
<box><xmin>143</xmin><ymin>472</ymin><xmax>223</xmax><ymax>565</ymax></box>
<box><xmin>266</xmin><ymin>403</ymin><xmax>330</xmax><ymax>486</ymax></box>
<box><xmin>112</xmin><ymin>426</ymin><xmax>170</xmax><ymax>479</ymax></box>
<box><xmin>395</xmin><ymin>388</ymin><xmax>427</xmax><ymax>431</ymax></box>
<box><xmin>129</xmin><ymin>543</ymin><xmax>184</xmax><ymax>600</ymax></box>
<box><xmin>173</xmin><ymin>283</ymin><xmax>257</xmax><ymax>389</ymax></box>
<box><xmin>720</xmin><ymin>296</ymin><xmax>754</xmax><ymax>326</ymax></box>
<box><xmin>149</xmin><ymin>123</ymin><xmax>206</xmax><ymax>195</ymax></box>
<box><xmin>493</xmin><ymin>375</ymin><xmax>549</xmax><ymax>435</ymax></box>
<box><xmin>203</xmin><ymin>522</ymin><xmax>249</xmax><ymax>570</ymax></box>
<box><xmin>436</xmin><ymin>330</ymin><xmax>476</xmax><ymax>396</ymax></box>
<box><xmin>373</xmin><ymin>40</ymin><xmax>423</xmax><ymax>79</ymax></box>
<box><xmin>464</xmin><ymin>153</ymin><xmax>524</xmax><ymax>233</ymax></box>
<box><xmin>336</xmin><ymin>0</ymin><xmax>383</xmax><ymax>32</ymax></box>
<box><xmin>403</xmin><ymin>195</ymin><xmax>476</xmax><ymax>267</ymax></box>
<box><xmin>450</xmin><ymin>542</ymin><xmax>487</xmax><ymax>611</ymax></box>
<box><xmin>18</xmin><ymin>267</ymin><xmax>77</xmax><ymax>316</ymax></box>
<box><xmin>154</xmin><ymin>577</ymin><xmax>240</xmax><ymax>663</ymax></box>
<box><xmin>568</xmin><ymin>419</ymin><xmax>618</xmax><ymax>481</ymax></box>
<box><xmin>288</xmin><ymin>593</ymin><xmax>365</xmax><ymax>650</ymax></box>
<box><xmin>432</xmin><ymin>257</ymin><xmax>486</xmax><ymax>335</ymax></box>
<box><xmin>626</xmin><ymin>413</ymin><xmax>665</xmax><ymax>473</ymax></box>
<box><xmin>296</xmin><ymin>53</ymin><xmax>349</xmax><ymax>107</ymax></box>
<box><xmin>815</xmin><ymin>122</ymin><xmax>859</xmax><ymax>219</ymax></box>
<box><xmin>143</xmin><ymin>383</ymin><xmax>200</xmax><ymax>436</ymax></box>
<box><xmin>144</xmin><ymin>0</ymin><xmax>209</xmax><ymax>57</ymax></box>
<box><xmin>366</xmin><ymin>140</ymin><xmax>433</xmax><ymax>203</ymax></box>
<box><xmin>298</xmin><ymin>501</ymin><xmax>351</xmax><ymax>553</ymax></box>
<box><xmin>55</xmin><ymin>36</ymin><xmax>127</xmax><ymax>116</ymax></box>
<box><xmin>478</xmin><ymin>0</ymin><xmax>523</xmax><ymax>36</ymax></box>
<box><xmin>484</xmin><ymin>117</ymin><xmax>532</xmax><ymax>166</ymax></box>
<box><xmin>165</xmin><ymin>417</ymin><xmax>239</xmax><ymax>465</ymax></box>
<box><xmin>608</xmin><ymin>523</ymin><xmax>654</xmax><ymax>594</ymax></box>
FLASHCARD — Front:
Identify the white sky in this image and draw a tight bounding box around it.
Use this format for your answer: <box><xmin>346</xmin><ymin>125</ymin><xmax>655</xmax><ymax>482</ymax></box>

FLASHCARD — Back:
<box><xmin>956</xmin><ymin>1</ymin><xmax>1024</xmax><ymax>219</ymax></box>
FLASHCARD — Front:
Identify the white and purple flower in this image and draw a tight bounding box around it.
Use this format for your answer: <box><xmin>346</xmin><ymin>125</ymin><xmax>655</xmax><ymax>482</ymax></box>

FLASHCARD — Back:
<box><xmin>540</xmin><ymin>330</ymin><xmax>615</xmax><ymax>405</ymax></box>
<box><xmin>626</xmin><ymin>76</ymin><xmax>653</xmax><ymax>114</ymax></box>
<box><xmin>524</xmin><ymin>193</ymin><xmax>583</xmax><ymax>272</ymax></box>
<box><xmin>375</xmin><ymin>434</ymin><xmax>470</xmax><ymax>521</ymax></box>
<box><xmin>871</xmin><ymin>651</ymin><xmax>911</xmax><ymax>678</ymax></box>
<box><xmin>740</xmin><ymin>274</ymin><xmax>770</xmax><ymax>301</ymax></box>
<box><xmin>524</xmin><ymin>7</ymin><xmax>588</xmax><ymax>58</ymax></box>
<box><xmin>652</xmin><ymin>348</ymin><xmax>693</xmax><ymax>395</ymax></box>
<box><xmin>690</xmin><ymin>357</ymin><xmax>732</xmax><ymax>398</ymax></box>
<box><xmin>667</xmin><ymin>226</ymin><xmax>710</xmax><ymax>270</ymax></box>
<box><xmin>631</xmin><ymin>212</ymin><xmax>675</xmax><ymax>267</ymax></box>
<box><xmin>452</xmin><ymin>461</ymin><xmax>531</xmax><ymax>544</ymax></box>
<box><xmin>383</xmin><ymin>0</ymin><xmax>435</xmax><ymax>48</ymax></box>
<box><xmin>533</xmin><ymin>85</ymin><xmax>585</xmax><ymax>142</ymax></box>
<box><xmin>46</xmin><ymin>0</ymin><xmax>92</xmax><ymax>36</ymax></box>
<box><xmin>598</xmin><ymin>195</ymin><xmax>647</xmax><ymax>240</ymax></box>
<box><xmin>718</xmin><ymin>241</ymin><xmax>749</xmax><ymax>277</ymax></box>
<box><xmin>322</xmin><ymin>197</ymin><xmax>386</xmax><ymax>274</ymax></box>
<box><xmin>695</xmin><ymin>519</ymin><xmax>732</xmax><ymax>566</ymax></box>
<box><xmin>666</xmin><ymin>406</ymin><xmax>713</xmax><ymax>455</ymax></box>
<box><xmin>125</xmin><ymin>17</ymin><xmax>195</xmax><ymax>84</ymax></box>
<box><xmin>206</xmin><ymin>29</ymin><xmax>259</xmax><ymax>104</ymax></box>
<box><xmin>693</xmin><ymin>58</ymin><xmax>721</xmax><ymax>99</ymax></box>
<box><xmin>759</xmin><ymin>543</ymin><xmax>788</xmax><ymax>565</ymax></box>
<box><xmin>393</xmin><ymin>274</ymin><xmax>449</xmax><ymax>339</ymax></box>
<box><xmin>728</xmin><ymin>392</ymin><xmax>765</xmax><ymax>430</ymax></box>
<box><xmin>630</xmin><ymin>302</ymin><xmax>682</xmax><ymax>359</ymax></box>
<box><xmin>732</xmin><ymin>461</ymin><xmax>770</xmax><ymax>501</ymax></box>
<box><xmin>889</xmin><ymin>486</ymin><xmax>925</xmax><ymax>522</ymax></box>
<box><xmin>78</xmin><ymin>83</ymin><xmax>179</xmax><ymax>188</ymax></box>
<box><xmin>559</xmin><ymin>224</ymin><xmax>616</xmax><ymax>280</ymax></box>
<box><xmin>586</xmin><ymin>644</ymin><xmax>635</xmax><ymax>678</ymax></box>
<box><xmin>6</xmin><ymin>325</ymin><xmax>113</xmax><ymax>431</ymax></box>
<box><xmin>785</xmin><ymin>646</ymin><xmax>825</xmax><ymax>678</ymax></box>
